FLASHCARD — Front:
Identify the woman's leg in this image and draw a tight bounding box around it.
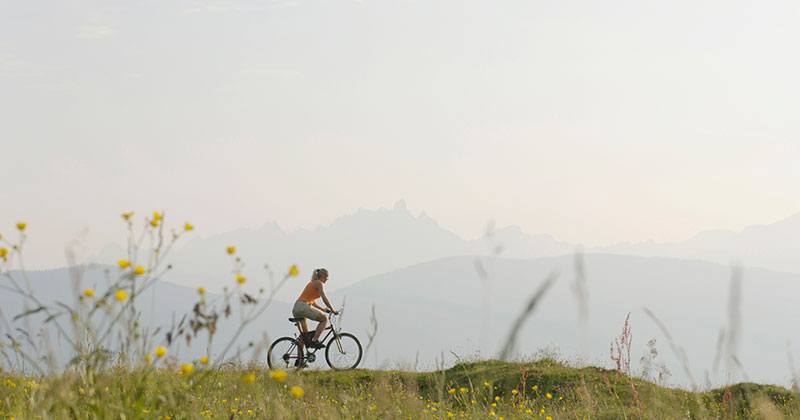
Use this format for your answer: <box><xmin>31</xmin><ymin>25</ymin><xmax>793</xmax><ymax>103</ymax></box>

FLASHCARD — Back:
<box><xmin>297</xmin><ymin>302</ymin><xmax>327</xmax><ymax>345</ymax></box>
<box><xmin>313</xmin><ymin>317</ymin><xmax>328</xmax><ymax>342</ymax></box>
<box><xmin>307</xmin><ymin>306</ymin><xmax>327</xmax><ymax>343</ymax></box>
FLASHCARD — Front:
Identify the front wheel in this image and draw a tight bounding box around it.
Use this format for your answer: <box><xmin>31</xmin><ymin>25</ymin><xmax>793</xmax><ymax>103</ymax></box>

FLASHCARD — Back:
<box><xmin>325</xmin><ymin>332</ymin><xmax>362</xmax><ymax>370</ymax></box>
<box><xmin>267</xmin><ymin>337</ymin><xmax>303</xmax><ymax>370</ymax></box>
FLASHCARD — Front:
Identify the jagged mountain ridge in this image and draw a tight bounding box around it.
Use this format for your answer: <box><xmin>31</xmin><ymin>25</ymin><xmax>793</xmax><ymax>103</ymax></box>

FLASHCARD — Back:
<box><xmin>93</xmin><ymin>201</ymin><xmax>800</xmax><ymax>299</ymax></box>
<box><xmin>598</xmin><ymin>212</ymin><xmax>800</xmax><ymax>273</ymax></box>
<box><xmin>92</xmin><ymin>200</ymin><xmax>574</xmax><ymax>297</ymax></box>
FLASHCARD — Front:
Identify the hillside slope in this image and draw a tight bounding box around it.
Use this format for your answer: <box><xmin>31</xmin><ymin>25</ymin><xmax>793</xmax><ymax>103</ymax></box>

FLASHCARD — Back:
<box><xmin>326</xmin><ymin>254</ymin><xmax>800</xmax><ymax>387</ymax></box>
<box><xmin>2</xmin><ymin>360</ymin><xmax>797</xmax><ymax>419</ymax></box>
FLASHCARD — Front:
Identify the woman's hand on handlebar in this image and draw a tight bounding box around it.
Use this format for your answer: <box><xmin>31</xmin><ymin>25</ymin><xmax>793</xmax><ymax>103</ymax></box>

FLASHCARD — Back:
<box><xmin>325</xmin><ymin>308</ymin><xmax>339</xmax><ymax>315</ymax></box>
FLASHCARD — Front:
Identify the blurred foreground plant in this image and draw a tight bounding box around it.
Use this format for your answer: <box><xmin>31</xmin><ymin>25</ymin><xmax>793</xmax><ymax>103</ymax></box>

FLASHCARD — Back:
<box><xmin>0</xmin><ymin>212</ymin><xmax>299</xmax><ymax>393</ymax></box>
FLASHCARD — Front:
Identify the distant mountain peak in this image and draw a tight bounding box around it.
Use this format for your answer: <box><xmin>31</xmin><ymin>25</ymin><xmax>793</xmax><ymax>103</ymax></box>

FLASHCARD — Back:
<box><xmin>393</xmin><ymin>199</ymin><xmax>408</xmax><ymax>212</ymax></box>
<box><xmin>495</xmin><ymin>225</ymin><xmax>524</xmax><ymax>235</ymax></box>
<box><xmin>257</xmin><ymin>221</ymin><xmax>284</xmax><ymax>234</ymax></box>
<box><xmin>773</xmin><ymin>211</ymin><xmax>800</xmax><ymax>227</ymax></box>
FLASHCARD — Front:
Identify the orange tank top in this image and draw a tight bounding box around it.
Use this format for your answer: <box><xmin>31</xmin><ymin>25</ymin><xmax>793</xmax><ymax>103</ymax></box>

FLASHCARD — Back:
<box><xmin>298</xmin><ymin>281</ymin><xmax>321</xmax><ymax>304</ymax></box>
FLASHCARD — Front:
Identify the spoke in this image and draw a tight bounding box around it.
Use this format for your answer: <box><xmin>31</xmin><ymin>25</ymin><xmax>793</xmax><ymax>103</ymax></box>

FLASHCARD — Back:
<box><xmin>269</xmin><ymin>338</ymin><xmax>302</xmax><ymax>369</ymax></box>
<box><xmin>326</xmin><ymin>334</ymin><xmax>361</xmax><ymax>370</ymax></box>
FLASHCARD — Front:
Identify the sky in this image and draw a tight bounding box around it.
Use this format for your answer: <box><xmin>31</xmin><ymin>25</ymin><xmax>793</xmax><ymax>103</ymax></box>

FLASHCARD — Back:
<box><xmin>2</xmin><ymin>0</ymin><xmax>799</xmax><ymax>268</ymax></box>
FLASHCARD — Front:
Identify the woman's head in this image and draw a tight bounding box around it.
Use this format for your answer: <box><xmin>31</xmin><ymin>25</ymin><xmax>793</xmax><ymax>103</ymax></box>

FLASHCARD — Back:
<box><xmin>312</xmin><ymin>268</ymin><xmax>329</xmax><ymax>283</ymax></box>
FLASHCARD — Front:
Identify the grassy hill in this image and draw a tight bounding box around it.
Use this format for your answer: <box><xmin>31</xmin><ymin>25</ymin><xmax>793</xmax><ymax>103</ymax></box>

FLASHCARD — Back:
<box><xmin>2</xmin><ymin>359</ymin><xmax>797</xmax><ymax>419</ymax></box>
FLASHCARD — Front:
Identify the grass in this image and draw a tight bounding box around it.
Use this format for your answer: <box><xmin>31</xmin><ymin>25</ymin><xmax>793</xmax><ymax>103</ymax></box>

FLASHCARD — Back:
<box><xmin>2</xmin><ymin>359</ymin><xmax>798</xmax><ymax>419</ymax></box>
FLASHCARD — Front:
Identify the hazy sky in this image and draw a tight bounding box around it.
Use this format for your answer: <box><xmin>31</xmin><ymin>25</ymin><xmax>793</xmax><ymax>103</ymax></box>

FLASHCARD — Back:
<box><xmin>2</xmin><ymin>0</ymin><xmax>799</xmax><ymax>268</ymax></box>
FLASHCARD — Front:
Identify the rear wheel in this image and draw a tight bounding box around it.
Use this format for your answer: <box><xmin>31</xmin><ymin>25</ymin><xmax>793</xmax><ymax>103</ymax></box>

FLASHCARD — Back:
<box><xmin>325</xmin><ymin>332</ymin><xmax>362</xmax><ymax>370</ymax></box>
<box><xmin>267</xmin><ymin>337</ymin><xmax>303</xmax><ymax>370</ymax></box>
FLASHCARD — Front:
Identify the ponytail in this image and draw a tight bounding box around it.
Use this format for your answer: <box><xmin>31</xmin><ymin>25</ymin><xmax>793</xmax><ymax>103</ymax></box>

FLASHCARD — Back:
<box><xmin>311</xmin><ymin>268</ymin><xmax>328</xmax><ymax>281</ymax></box>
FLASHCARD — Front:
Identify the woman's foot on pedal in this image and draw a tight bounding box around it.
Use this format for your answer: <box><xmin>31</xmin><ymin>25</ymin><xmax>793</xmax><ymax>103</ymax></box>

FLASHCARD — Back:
<box><xmin>309</xmin><ymin>340</ymin><xmax>325</xmax><ymax>349</ymax></box>
<box><xmin>301</xmin><ymin>331</ymin><xmax>315</xmax><ymax>345</ymax></box>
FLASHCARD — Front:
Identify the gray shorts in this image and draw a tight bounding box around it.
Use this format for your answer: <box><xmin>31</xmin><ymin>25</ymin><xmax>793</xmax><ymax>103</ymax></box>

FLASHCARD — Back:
<box><xmin>292</xmin><ymin>301</ymin><xmax>326</xmax><ymax>322</ymax></box>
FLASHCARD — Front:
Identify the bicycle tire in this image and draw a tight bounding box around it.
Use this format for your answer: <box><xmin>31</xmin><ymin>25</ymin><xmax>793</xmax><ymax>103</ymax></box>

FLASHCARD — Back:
<box><xmin>267</xmin><ymin>336</ymin><xmax>303</xmax><ymax>370</ymax></box>
<box><xmin>325</xmin><ymin>332</ymin><xmax>362</xmax><ymax>370</ymax></box>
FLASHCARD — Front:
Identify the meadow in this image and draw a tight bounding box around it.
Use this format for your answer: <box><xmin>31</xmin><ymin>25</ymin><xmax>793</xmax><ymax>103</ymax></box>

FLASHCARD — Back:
<box><xmin>1</xmin><ymin>213</ymin><xmax>799</xmax><ymax>419</ymax></box>
<box><xmin>2</xmin><ymin>359</ymin><xmax>799</xmax><ymax>419</ymax></box>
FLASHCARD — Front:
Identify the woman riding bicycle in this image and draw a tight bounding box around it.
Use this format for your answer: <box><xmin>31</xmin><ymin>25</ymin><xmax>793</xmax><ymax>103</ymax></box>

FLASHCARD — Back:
<box><xmin>293</xmin><ymin>268</ymin><xmax>338</xmax><ymax>349</ymax></box>
<box><xmin>267</xmin><ymin>268</ymin><xmax>361</xmax><ymax>370</ymax></box>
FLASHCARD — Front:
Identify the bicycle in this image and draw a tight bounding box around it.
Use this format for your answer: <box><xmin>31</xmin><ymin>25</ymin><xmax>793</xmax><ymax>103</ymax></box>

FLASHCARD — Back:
<box><xmin>267</xmin><ymin>310</ymin><xmax>362</xmax><ymax>370</ymax></box>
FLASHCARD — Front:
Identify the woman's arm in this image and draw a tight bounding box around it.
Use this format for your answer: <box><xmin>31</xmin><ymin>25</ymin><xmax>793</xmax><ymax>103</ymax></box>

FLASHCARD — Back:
<box><xmin>318</xmin><ymin>283</ymin><xmax>338</xmax><ymax>314</ymax></box>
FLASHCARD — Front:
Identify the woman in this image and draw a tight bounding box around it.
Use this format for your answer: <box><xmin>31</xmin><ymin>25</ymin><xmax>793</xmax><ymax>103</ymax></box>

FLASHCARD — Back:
<box><xmin>293</xmin><ymin>268</ymin><xmax>338</xmax><ymax>349</ymax></box>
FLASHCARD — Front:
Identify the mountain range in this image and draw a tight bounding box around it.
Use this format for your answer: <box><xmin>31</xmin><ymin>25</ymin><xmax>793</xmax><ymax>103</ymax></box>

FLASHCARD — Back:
<box><xmin>93</xmin><ymin>200</ymin><xmax>800</xmax><ymax>300</ymax></box>
<box><xmin>598</xmin><ymin>212</ymin><xmax>800</xmax><ymax>274</ymax></box>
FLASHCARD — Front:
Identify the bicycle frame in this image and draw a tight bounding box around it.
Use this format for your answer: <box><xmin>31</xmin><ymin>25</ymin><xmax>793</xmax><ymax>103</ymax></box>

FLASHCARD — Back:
<box><xmin>291</xmin><ymin>313</ymin><xmax>345</xmax><ymax>358</ymax></box>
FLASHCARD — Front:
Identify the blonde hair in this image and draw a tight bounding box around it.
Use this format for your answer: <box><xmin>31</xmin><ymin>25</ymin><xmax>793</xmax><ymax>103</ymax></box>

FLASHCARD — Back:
<box><xmin>311</xmin><ymin>268</ymin><xmax>328</xmax><ymax>281</ymax></box>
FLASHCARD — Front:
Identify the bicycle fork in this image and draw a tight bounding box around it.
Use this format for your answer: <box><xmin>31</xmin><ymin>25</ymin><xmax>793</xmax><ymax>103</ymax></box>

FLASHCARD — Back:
<box><xmin>332</xmin><ymin>330</ymin><xmax>346</xmax><ymax>353</ymax></box>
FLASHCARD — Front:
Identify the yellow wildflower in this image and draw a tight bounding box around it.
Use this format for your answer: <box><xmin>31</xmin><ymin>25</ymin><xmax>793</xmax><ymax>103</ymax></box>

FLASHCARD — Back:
<box><xmin>495</xmin><ymin>396</ymin><xmax>501</xmax><ymax>402</ymax></box>
<box><xmin>546</xmin><ymin>392</ymin><xmax>553</xmax><ymax>399</ymax></box>
<box><xmin>289</xmin><ymin>385</ymin><xmax>304</xmax><ymax>398</ymax></box>
<box><xmin>447</xmin><ymin>388</ymin><xmax>456</xmax><ymax>395</ymax></box>
<box><xmin>484</xmin><ymin>381</ymin><xmax>491</xmax><ymax>388</ymax></box>
<box><xmin>150</xmin><ymin>219</ymin><xmax>159</xmax><ymax>228</ymax></box>
<box><xmin>184</xmin><ymin>222</ymin><xmax>194</xmax><ymax>231</ymax></box>
<box><xmin>118</xmin><ymin>259</ymin><xmax>131</xmax><ymax>269</ymax></box>
<box><xmin>242</xmin><ymin>372</ymin><xmax>257</xmax><ymax>384</ymax></box>
<box><xmin>83</xmin><ymin>288</ymin><xmax>95</xmax><ymax>297</ymax></box>
<box><xmin>269</xmin><ymin>369</ymin><xmax>287</xmax><ymax>382</ymax></box>
<box><xmin>115</xmin><ymin>289</ymin><xmax>128</xmax><ymax>302</ymax></box>
<box><xmin>155</xmin><ymin>346</ymin><xmax>167</xmax><ymax>358</ymax></box>
<box><xmin>16</xmin><ymin>222</ymin><xmax>26</xmax><ymax>231</ymax></box>
<box><xmin>511</xmin><ymin>389</ymin><xmax>519</xmax><ymax>396</ymax></box>
<box><xmin>236</xmin><ymin>273</ymin><xmax>246</xmax><ymax>285</ymax></box>
<box><xmin>288</xmin><ymin>264</ymin><xmax>300</xmax><ymax>277</ymax></box>
<box><xmin>226</xmin><ymin>245</ymin><xmax>236</xmax><ymax>255</ymax></box>
<box><xmin>180</xmin><ymin>363</ymin><xmax>194</xmax><ymax>375</ymax></box>
<box><xmin>197</xmin><ymin>287</ymin><xmax>206</xmax><ymax>296</ymax></box>
<box><xmin>532</xmin><ymin>385</ymin><xmax>538</xmax><ymax>391</ymax></box>
<box><xmin>153</xmin><ymin>211</ymin><xmax>163</xmax><ymax>221</ymax></box>
<box><xmin>133</xmin><ymin>265</ymin><xmax>146</xmax><ymax>276</ymax></box>
<box><xmin>546</xmin><ymin>417</ymin><xmax>553</xmax><ymax>420</ymax></box>
<box><xmin>121</xmin><ymin>211</ymin><xmax>134</xmax><ymax>221</ymax></box>
<box><xmin>200</xmin><ymin>355</ymin><xmax>209</xmax><ymax>365</ymax></box>
<box><xmin>459</xmin><ymin>387</ymin><xmax>469</xmax><ymax>394</ymax></box>
<box><xmin>540</xmin><ymin>408</ymin><xmax>545</xmax><ymax>415</ymax></box>
<box><xmin>0</xmin><ymin>247</ymin><xmax>8</xmax><ymax>259</ymax></box>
